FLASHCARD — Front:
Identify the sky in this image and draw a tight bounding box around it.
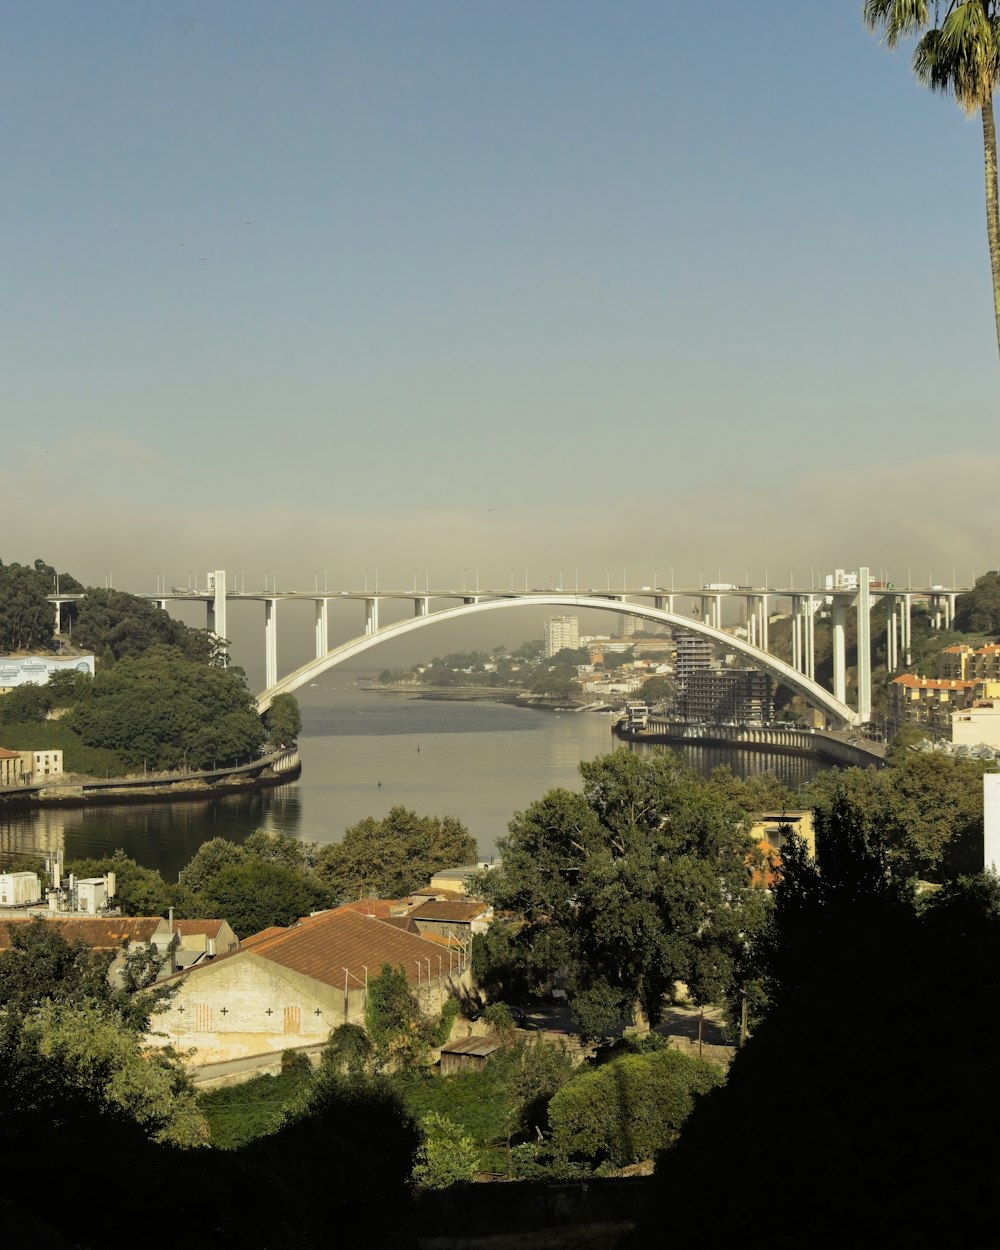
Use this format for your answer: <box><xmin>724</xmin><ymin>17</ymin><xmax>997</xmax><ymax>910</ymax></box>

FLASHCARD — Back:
<box><xmin>3</xmin><ymin>1</ymin><xmax>998</xmax><ymax>673</ymax></box>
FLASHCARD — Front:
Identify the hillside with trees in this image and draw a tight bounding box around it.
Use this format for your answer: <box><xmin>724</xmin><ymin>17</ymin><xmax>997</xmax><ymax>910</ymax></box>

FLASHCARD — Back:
<box><xmin>0</xmin><ymin>558</ymin><xmax>300</xmax><ymax>775</ymax></box>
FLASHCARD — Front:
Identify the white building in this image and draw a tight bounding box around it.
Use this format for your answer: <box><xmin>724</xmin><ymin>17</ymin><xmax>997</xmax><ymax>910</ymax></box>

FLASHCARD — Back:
<box><xmin>0</xmin><ymin>655</ymin><xmax>95</xmax><ymax>692</ymax></box>
<box><xmin>544</xmin><ymin>615</ymin><xmax>579</xmax><ymax>658</ymax></box>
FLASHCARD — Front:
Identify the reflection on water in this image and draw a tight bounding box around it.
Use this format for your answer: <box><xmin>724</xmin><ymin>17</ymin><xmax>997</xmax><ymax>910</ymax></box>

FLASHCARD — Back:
<box><xmin>0</xmin><ymin>680</ymin><xmax>830</xmax><ymax>878</ymax></box>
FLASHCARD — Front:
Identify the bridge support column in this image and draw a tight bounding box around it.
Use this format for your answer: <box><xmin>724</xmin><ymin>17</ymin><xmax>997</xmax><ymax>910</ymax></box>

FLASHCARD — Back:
<box><xmin>947</xmin><ymin>593</ymin><xmax>956</xmax><ymax>629</ymax></box>
<box><xmin>207</xmin><ymin>570</ymin><xmax>227</xmax><ymax>651</ymax></box>
<box><xmin>365</xmin><ymin>597</ymin><xmax>379</xmax><ymax>635</ymax></box>
<box><xmin>887</xmin><ymin>599</ymin><xmax>897</xmax><ymax>672</ymax></box>
<box><xmin>265</xmin><ymin>598</ymin><xmax>278</xmax><ymax>690</ymax></box>
<box><xmin>759</xmin><ymin>595</ymin><xmax>769</xmax><ymax>653</ymax></box>
<box><xmin>413</xmin><ymin>597</ymin><xmax>430</xmax><ymax>617</ymax></box>
<box><xmin>902</xmin><ymin>594</ymin><xmax>912</xmax><ymax>666</ymax></box>
<box><xmin>832</xmin><ymin>600</ymin><xmax>846</xmax><ymax>705</ymax></box>
<box><xmin>857</xmin><ymin>566</ymin><xmax>872</xmax><ymax>723</ymax></box>
<box><xmin>791</xmin><ymin>597</ymin><xmax>801</xmax><ymax>672</ymax></box>
<box><xmin>747</xmin><ymin>596</ymin><xmax>757</xmax><ymax>646</ymax></box>
<box><xmin>314</xmin><ymin>599</ymin><xmax>329</xmax><ymax>659</ymax></box>
<box><xmin>805</xmin><ymin>595</ymin><xmax>816</xmax><ymax>680</ymax></box>
<box><xmin>53</xmin><ymin>600</ymin><xmax>62</xmax><ymax>636</ymax></box>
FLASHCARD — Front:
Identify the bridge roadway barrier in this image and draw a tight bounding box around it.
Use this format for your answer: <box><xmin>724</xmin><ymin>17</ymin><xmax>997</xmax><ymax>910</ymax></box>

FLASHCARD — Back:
<box><xmin>614</xmin><ymin>720</ymin><xmax>886</xmax><ymax>769</ymax></box>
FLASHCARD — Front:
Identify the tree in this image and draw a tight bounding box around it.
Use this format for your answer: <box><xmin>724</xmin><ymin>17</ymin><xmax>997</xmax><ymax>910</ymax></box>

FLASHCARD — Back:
<box><xmin>474</xmin><ymin>750</ymin><xmax>768</xmax><ymax>1037</ymax></box>
<box><xmin>548</xmin><ymin>1046</ymin><xmax>723</xmax><ymax>1166</ymax></box>
<box><xmin>0</xmin><ymin>561</ymin><xmax>53</xmax><ymax>652</ymax></box>
<box><xmin>365</xmin><ymin>963</ymin><xmax>423</xmax><ymax>1068</ymax></box>
<box><xmin>0</xmin><ymin>681</ymin><xmax>53</xmax><ymax>725</ymax></box>
<box><xmin>202</xmin><ymin>858</ymin><xmax>314</xmax><ymax>939</ymax></box>
<box><xmin>315</xmin><ymin>806</ymin><xmax>477</xmax><ymax>902</ymax></box>
<box><xmin>68</xmin><ymin>645</ymin><xmax>265</xmax><ymax>770</ymax></box>
<box><xmin>865</xmin><ymin>2</ymin><xmax>1000</xmax><ymax>356</ymax></box>
<box><xmin>639</xmin><ymin>674</ymin><xmax>675</xmax><ymax>705</ymax></box>
<box><xmin>954</xmin><ymin>569</ymin><xmax>1000</xmax><ymax>634</ymax></box>
<box><xmin>0</xmin><ymin>917</ymin><xmax>112</xmax><ymax>1013</ymax></box>
<box><xmin>25</xmin><ymin>999</ymin><xmax>207</xmax><ymax>1146</ymax></box>
<box><xmin>71</xmin><ymin>587</ymin><xmax>218</xmax><ymax>663</ymax></box>
<box><xmin>264</xmin><ymin>693</ymin><xmax>302</xmax><ymax>746</ymax></box>
<box><xmin>412</xmin><ymin>1111</ymin><xmax>479</xmax><ymax>1189</ymax></box>
<box><xmin>805</xmin><ymin>752</ymin><xmax>988</xmax><ymax>880</ymax></box>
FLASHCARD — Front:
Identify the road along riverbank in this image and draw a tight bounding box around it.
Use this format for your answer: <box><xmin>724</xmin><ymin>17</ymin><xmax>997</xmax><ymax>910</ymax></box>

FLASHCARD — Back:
<box><xmin>0</xmin><ymin>748</ymin><xmax>301</xmax><ymax>811</ymax></box>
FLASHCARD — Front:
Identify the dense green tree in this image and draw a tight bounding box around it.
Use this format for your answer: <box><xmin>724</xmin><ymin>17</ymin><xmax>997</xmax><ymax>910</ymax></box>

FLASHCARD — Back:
<box><xmin>805</xmin><ymin>752</ymin><xmax>988</xmax><ymax>880</ymax></box>
<box><xmin>202</xmin><ymin>858</ymin><xmax>314</xmax><ymax>939</ymax></box>
<box><xmin>25</xmin><ymin>1000</ymin><xmax>207</xmax><ymax>1145</ymax></box>
<box><xmin>315</xmin><ymin>806</ymin><xmax>477</xmax><ymax>902</ymax></box>
<box><xmin>638</xmin><ymin>674</ymin><xmax>675</xmax><ymax>705</ymax></box>
<box><xmin>474</xmin><ymin>750</ymin><xmax>769</xmax><ymax>1037</ymax></box>
<box><xmin>68</xmin><ymin>645</ymin><xmax>265</xmax><ymax>770</ymax></box>
<box><xmin>264</xmin><ymin>692</ymin><xmax>302</xmax><ymax>745</ymax></box>
<box><xmin>0</xmin><ymin>682</ymin><xmax>53</xmax><ymax>725</ymax></box>
<box><xmin>321</xmin><ymin>1023</ymin><xmax>375</xmax><ymax>1078</ymax></box>
<box><xmin>865</xmin><ymin>2</ymin><xmax>1000</xmax><ymax>355</ymax></box>
<box><xmin>0</xmin><ymin>917</ymin><xmax>112</xmax><ymax>1012</ymax></box>
<box><xmin>365</xmin><ymin>963</ymin><xmax>423</xmax><ymax>1068</ymax></box>
<box><xmin>412</xmin><ymin>1111</ymin><xmax>479</xmax><ymax>1189</ymax></box>
<box><xmin>530</xmin><ymin>667</ymin><xmax>579</xmax><ymax>699</ymax></box>
<box><xmin>549</xmin><ymin>1046</ymin><xmax>723</xmax><ymax>1166</ymax></box>
<box><xmin>954</xmin><ymin>569</ymin><xmax>1000</xmax><ymax>634</ymax></box>
<box><xmin>71</xmin><ymin>587</ymin><xmax>219</xmax><ymax>663</ymax></box>
<box><xmin>631</xmin><ymin>858</ymin><xmax>1000</xmax><ymax>1248</ymax></box>
<box><xmin>177</xmin><ymin>835</ymin><xmax>249</xmax><ymax>896</ymax></box>
<box><xmin>0</xmin><ymin>561</ymin><xmax>53</xmax><ymax>652</ymax></box>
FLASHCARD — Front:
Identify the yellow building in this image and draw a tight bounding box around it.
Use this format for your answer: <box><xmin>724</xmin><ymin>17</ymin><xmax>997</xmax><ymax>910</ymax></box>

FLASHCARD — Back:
<box><xmin>889</xmin><ymin>675</ymin><xmax>978</xmax><ymax>732</ymax></box>
<box><xmin>0</xmin><ymin>747</ymin><xmax>25</xmax><ymax>786</ymax></box>
<box><xmin>937</xmin><ymin>645</ymin><xmax>976</xmax><ymax>680</ymax></box>
<box><xmin>952</xmin><ymin>703</ymin><xmax>1000</xmax><ymax>749</ymax></box>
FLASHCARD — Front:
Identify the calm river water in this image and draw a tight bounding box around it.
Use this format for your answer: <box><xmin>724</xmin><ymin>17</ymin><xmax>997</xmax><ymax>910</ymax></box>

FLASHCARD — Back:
<box><xmin>0</xmin><ymin>675</ymin><xmax>826</xmax><ymax>881</ymax></box>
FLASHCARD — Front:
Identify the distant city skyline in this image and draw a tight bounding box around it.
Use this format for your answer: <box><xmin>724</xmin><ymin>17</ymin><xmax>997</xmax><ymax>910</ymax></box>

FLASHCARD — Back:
<box><xmin>4</xmin><ymin>4</ymin><xmax>996</xmax><ymax>597</ymax></box>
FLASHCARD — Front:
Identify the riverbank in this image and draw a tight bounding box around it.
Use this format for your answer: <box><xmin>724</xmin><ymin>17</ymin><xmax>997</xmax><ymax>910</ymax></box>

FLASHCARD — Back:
<box><xmin>365</xmin><ymin>683</ymin><xmax>593</xmax><ymax>712</ymax></box>
<box><xmin>613</xmin><ymin>720</ymin><xmax>886</xmax><ymax>768</ymax></box>
<box><xmin>0</xmin><ymin>748</ymin><xmax>301</xmax><ymax>811</ymax></box>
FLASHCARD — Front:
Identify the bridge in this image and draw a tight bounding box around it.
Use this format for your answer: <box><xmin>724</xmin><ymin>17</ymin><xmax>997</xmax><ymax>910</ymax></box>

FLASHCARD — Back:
<box><xmin>48</xmin><ymin>566</ymin><xmax>966</xmax><ymax>729</ymax></box>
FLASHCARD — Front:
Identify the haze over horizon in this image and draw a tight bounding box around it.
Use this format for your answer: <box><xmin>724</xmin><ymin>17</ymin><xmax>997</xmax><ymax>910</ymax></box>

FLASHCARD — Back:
<box><xmin>4</xmin><ymin>3</ymin><xmax>996</xmax><ymax>608</ymax></box>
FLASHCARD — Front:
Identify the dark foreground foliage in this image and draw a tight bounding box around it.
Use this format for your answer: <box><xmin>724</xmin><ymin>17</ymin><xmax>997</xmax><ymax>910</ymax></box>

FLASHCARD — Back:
<box><xmin>629</xmin><ymin>850</ymin><xmax>1000</xmax><ymax>1250</ymax></box>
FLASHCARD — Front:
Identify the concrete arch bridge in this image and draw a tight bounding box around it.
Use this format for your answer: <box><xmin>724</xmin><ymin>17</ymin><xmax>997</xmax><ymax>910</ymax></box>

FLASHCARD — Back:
<box><xmin>256</xmin><ymin>594</ymin><xmax>856</xmax><ymax>727</ymax></box>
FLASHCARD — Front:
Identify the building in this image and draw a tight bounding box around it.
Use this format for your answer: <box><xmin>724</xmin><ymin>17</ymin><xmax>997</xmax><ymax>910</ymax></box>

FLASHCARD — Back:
<box><xmin>544</xmin><ymin>615</ymin><xmax>579</xmax><ymax>658</ymax></box>
<box><xmin>0</xmin><ymin>747</ymin><xmax>25</xmax><ymax>786</ymax></box>
<box><xmin>0</xmin><ymin>655</ymin><xmax>95</xmax><ymax>692</ymax></box>
<box><xmin>889</xmin><ymin>675</ymin><xmax>981</xmax><ymax>733</ymax></box>
<box><xmin>673</xmin><ymin>631</ymin><xmax>713</xmax><ymax>693</ymax></box>
<box><xmin>147</xmin><ymin>906</ymin><xmax>474</xmax><ymax>1066</ymax></box>
<box><xmin>938</xmin><ymin>645</ymin><xmax>1000</xmax><ymax>682</ymax></box>
<box><xmin>683</xmin><ymin>669</ymin><xmax>773</xmax><ymax>724</ymax></box>
<box><xmin>0</xmin><ymin>915</ymin><xmax>174</xmax><ymax>985</ymax></box>
<box><xmin>408</xmin><ymin>898</ymin><xmax>492</xmax><ymax>944</ymax></box>
<box><xmin>19</xmin><ymin>749</ymin><xmax>64</xmax><ymax>781</ymax></box>
<box><xmin>951</xmin><ymin>703</ymin><xmax>1000</xmax><ymax>750</ymax></box>
<box><xmin>748</xmin><ymin>810</ymin><xmax>816</xmax><ymax>859</ymax></box>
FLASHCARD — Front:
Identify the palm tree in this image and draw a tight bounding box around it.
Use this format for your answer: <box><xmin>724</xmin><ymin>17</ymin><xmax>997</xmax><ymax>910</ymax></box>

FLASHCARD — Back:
<box><xmin>864</xmin><ymin>1</ymin><xmax>1000</xmax><ymax>357</ymax></box>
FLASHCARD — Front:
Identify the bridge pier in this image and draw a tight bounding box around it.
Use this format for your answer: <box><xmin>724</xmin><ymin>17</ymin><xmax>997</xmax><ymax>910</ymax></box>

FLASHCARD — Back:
<box><xmin>887</xmin><ymin>598</ymin><xmax>897</xmax><ymax>672</ymax></box>
<box><xmin>265</xmin><ymin>598</ymin><xmax>279</xmax><ymax>690</ymax></box>
<box><xmin>314</xmin><ymin>599</ymin><xmax>329</xmax><ymax>660</ymax></box>
<box><xmin>365</xmin><ymin>597</ymin><xmax>379</xmax><ymax>635</ymax></box>
<box><xmin>413</xmin><ymin>597</ymin><xmax>430</xmax><ymax>617</ymax></box>
<box><xmin>207</xmin><ymin>570</ymin><xmax>227</xmax><ymax>651</ymax></box>
<box><xmin>832</xmin><ymin>600</ymin><xmax>846</xmax><ymax>704</ymax></box>
<box><xmin>857</xmin><ymin>566</ymin><xmax>872</xmax><ymax>723</ymax></box>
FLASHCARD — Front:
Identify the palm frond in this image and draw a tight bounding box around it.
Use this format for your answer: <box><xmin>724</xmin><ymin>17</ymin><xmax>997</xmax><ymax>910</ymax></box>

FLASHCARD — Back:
<box><xmin>864</xmin><ymin>0</ymin><xmax>932</xmax><ymax>47</ymax></box>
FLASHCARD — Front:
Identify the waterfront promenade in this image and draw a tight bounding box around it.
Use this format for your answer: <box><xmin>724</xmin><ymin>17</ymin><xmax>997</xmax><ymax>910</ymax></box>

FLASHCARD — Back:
<box><xmin>0</xmin><ymin>747</ymin><xmax>301</xmax><ymax>810</ymax></box>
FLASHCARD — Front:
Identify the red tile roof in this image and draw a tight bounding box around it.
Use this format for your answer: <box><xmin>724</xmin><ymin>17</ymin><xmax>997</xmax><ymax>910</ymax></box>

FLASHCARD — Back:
<box><xmin>409</xmin><ymin>899</ymin><xmax>489</xmax><ymax>923</ymax></box>
<box><xmin>169</xmin><ymin>919</ymin><xmax>227</xmax><ymax>938</ymax></box>
<box><xmin>0</xmin><ymin>915</ymin><xmax>165</xmax><ymax>948</ymax></box>
<box><xmin>335</xmin><ymin>898</ymin><xmax>402</xmax><ymax>920</ymax></box>
<box><xmin>245</xmin><ymin>908</ymin><xmax>454</xmax><ymax>988</ymax></box>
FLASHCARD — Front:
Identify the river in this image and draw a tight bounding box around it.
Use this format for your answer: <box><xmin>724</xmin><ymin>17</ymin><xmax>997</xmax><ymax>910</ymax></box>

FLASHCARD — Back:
<box><xmin>0</xmin><ymin>674</ymin><xmax>828</xmax><ymax>881</ymax></box>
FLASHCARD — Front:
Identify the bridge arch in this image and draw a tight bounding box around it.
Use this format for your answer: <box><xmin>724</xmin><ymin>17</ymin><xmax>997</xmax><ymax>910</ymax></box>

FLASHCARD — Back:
<box><xmin>256</xmin><ymin>596</ymin><xmax>857</xmax><ymax>727</ymax></box>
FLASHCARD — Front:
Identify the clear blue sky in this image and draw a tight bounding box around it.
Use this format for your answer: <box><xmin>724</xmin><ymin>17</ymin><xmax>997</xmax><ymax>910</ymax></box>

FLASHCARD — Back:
<box><xmin>3</xmin><ymin>1</ymin><xmax>996</xmax><ymax>607</ymax></box>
